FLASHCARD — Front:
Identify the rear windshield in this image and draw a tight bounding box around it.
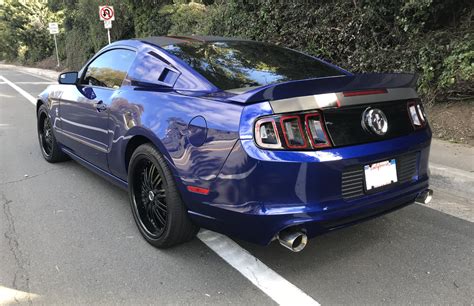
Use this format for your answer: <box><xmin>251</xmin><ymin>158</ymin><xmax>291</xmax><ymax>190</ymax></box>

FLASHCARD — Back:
<box><xmin>163</xmin><ymin>41</ymin><xmax>344</xmax><ymax>90</ymax></box>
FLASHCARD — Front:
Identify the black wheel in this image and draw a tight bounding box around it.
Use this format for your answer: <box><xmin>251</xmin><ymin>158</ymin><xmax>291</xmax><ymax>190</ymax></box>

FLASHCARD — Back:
<box><xmin>37</xmin><ymin>104</ymin><xmax>68</xmax><ymax>163</ymax></box>
<box><xmin>128</xmin><ymin>143</ymin><xmax>198</xmax><ymax>248</ymax></box>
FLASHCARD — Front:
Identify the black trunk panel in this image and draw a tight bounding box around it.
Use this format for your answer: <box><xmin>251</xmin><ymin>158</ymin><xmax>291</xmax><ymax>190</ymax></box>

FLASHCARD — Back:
<box><xmin>323</xmin><ymin>100</ymin><xmax>414</xmax><ymax>147</ymax></box>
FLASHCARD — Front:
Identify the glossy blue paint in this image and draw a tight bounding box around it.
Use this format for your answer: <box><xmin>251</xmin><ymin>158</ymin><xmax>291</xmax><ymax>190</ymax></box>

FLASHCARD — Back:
<box><xmin>38</xmin><ymin>37</ymin><xmax>432</xmax><ymax>246</ymax></box>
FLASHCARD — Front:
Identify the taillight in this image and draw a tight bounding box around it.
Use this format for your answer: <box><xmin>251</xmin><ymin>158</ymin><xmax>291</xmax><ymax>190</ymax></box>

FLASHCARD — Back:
<box><xmin>305</xmin><ymin>114</ymin><xmax>331</xmax><ymax>148</ymax></box>
<box><xmin>254</xmin><ymin>112</ymin><xmax>332</xmax><ymax>150</ymax></box>
<box><xmin>407</xmin><ymin>100</ymin><xmax>427</xmax><ymax>129</ymax></box>
<box><xmin>255</xmin><ymin>117</ymin><xmax>282</xmax><ymax>149</ymax></box>
<box><xmin>280</xmin><ymin>115</ymin><xmax>307</xmax><ymax>149</ymax></box>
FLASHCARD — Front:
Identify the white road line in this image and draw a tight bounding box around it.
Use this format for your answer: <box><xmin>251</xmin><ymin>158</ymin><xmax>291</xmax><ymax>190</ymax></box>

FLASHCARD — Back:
<box><xmin>0</xmin><ymin>286</ymin><xmax>40</xmax><ymax>304</ymax></box>
<box><xmin>198</xmin><ymin>230</ymin><xmax>320</xmax><ymax>306</ymax></box>
<box><xmin>0</xmin><ymin>75</ymin><xmax>37</xmax><ymax>105</ymax></box>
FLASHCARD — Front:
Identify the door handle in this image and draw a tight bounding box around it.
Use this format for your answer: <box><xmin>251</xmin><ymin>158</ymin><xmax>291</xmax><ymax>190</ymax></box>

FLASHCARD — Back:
<box><xmin>95</xmin><ymin>100</ymin><xmax>107</xmax><ymax>112</ymax></box>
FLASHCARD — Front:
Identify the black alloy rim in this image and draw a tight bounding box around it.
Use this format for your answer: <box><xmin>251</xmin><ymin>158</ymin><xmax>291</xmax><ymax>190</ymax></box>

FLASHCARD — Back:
<box><xmin>132</xmin><ymin>158</ymin><xmax>167</xmax><ymax>238</ymax></box>
<box><xmin>40</xmin><ymin>115</ymin><xmax>53</xmax><ymax>156</ymax></box>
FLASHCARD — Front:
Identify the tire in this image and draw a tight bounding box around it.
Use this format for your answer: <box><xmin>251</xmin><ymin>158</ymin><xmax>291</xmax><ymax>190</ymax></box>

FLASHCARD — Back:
<box><xmin>37</xmin><ymin>104</ymin><xmax>68</xmax><ymax>163</ymax></box>
<box><xmin>128</xmin><ymin>143</ymin><xmax>198</xmax><ymax>248</ymax></box>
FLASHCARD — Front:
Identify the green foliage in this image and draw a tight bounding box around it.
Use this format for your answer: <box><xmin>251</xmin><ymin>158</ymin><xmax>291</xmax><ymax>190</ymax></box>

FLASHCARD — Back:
<box><xmin>166</xmin><ymin>2</ymin><xmax>208</xmax><ymax>35</ymax></box>
<box><xmin>0</xmin><ymin>0</ymin><xmax>65</xmax><ymax>63</ymax></box>
<box><xmin>128</xmin><ymin>0</ymin><xmax>173</xmax><ymax>37</ymax></box>
<box><xmin>0</xmin><ymin>0</ymin><xmax>472</xmax><ymax>102</ymax></box>
<box><xmin>438</xmin><ymin>34</ymin><xmax>474</xmax><ymax>99</ymax></box>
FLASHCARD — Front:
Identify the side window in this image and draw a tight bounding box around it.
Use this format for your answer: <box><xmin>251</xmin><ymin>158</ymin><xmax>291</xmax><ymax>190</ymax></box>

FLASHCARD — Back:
<box><xmin>82</xmin><ymin>49</ymin><xmax>135</xmax><ymax>89</ymax></box>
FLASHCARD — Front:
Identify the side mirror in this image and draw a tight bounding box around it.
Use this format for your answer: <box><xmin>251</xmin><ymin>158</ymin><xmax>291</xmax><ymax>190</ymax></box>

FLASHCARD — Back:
<box><xmin>58</xmin><ymin>71</ymin><xmax>78</xmax><ymax>84</ymax></box>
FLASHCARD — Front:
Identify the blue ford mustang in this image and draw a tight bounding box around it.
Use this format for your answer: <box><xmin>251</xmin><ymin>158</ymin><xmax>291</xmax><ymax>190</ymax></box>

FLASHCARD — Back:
<box><xmin>37</xmin><ymin>36</ymin><xmax>432</xmax><ymax>251</ymax></box>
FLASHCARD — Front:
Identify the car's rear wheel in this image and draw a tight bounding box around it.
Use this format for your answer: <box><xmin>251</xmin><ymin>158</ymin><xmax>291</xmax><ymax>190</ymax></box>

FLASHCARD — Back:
<box><xmin>37</xmin><ymin>104</ymin><xmax>68</xmax><ymax>163</ymax></box>
<box><xmin>128</xmin><ymin>143</ymin><xmax>198</xmax><ymax>248</ymax></box>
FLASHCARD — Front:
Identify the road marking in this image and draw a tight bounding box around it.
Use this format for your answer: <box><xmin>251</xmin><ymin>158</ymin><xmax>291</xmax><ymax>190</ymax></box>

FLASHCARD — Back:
<box><xmin>0</xmin><ymin>286</ymin><xmax>40</xmax><ymax>304</ymax></box>
<box><xmin>198</xmin><ymin>230</ymin><xmax>320</xmax><ymax>306</ymax></box>
<box><xmin>0</xmin><ymin>75</ymin><xmax>36</xmax><ymax>105</ymax></box>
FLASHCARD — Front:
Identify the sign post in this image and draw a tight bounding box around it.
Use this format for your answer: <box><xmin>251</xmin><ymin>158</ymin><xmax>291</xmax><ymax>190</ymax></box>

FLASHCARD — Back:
<box><xmin>48</xmin><ymin>23</ymin><xmax>60</xmax><ymax>67</ymax></box>
<box><xmin>99</xmin><ymin>6</ymin><xmax>115</xmax><ymax>45</ymax></box>
<box><xmin>104</xmin><ymin>19</ymin><xmax>112</xmax><ymax>44</ymax></box>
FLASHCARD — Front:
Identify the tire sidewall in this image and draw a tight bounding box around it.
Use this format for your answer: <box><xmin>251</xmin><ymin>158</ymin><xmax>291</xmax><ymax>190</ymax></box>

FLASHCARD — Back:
<box><xmin>37</xmin><ymin>105</ymin><xmax>53</xmax><ymax>161</ymax></box>
<box><xmin>128</xmin><ymin>145</ymin><xmax>179</xmax><ymax>247</ymax></box>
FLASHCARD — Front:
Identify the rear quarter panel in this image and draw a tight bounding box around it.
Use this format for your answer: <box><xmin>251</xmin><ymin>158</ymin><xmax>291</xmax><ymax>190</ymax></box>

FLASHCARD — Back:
<box><xmin>106</xmin><ymin>88</ymin><xmax>243</xmax><ymax>184</ymax></box>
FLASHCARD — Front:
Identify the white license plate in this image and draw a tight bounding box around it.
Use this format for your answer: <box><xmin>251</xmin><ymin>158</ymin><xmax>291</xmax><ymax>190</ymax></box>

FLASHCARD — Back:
<box><xmin>364</xmin><ymin>159</ymin><xmax>398</xmax><ymax>190</ymax></box>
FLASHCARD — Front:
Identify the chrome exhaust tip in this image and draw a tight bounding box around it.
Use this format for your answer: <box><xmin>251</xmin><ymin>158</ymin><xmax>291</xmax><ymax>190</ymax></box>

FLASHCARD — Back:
<box><xmin>278</xmin><ymin>230</ymin><xmax>308</xmax><ymax>252</ymax></box>
<box><xmin>415</xmin><ymin>189</ymin><xmax>433</xmax><ymax>204</ymax></box>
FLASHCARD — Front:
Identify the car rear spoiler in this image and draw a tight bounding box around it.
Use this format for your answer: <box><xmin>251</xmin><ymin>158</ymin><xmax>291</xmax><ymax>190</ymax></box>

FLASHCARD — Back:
<box><xmin>226</xmin><ymin>73</ymin><xmax>418</xmax><ymax>105</ymax></box>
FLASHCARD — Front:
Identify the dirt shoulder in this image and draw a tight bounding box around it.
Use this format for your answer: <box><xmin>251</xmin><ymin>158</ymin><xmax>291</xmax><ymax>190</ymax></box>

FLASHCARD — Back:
<box><xmin>426</xmin><ymin>101</ymin><xmax>473</xmax><ymax>146</ymax></box>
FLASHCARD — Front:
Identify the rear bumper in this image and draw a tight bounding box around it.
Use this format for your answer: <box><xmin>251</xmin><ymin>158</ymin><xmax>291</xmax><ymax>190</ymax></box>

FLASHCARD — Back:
<box><xmin>183</xmin><ymin>128</ymin><xmax>432</xmax><ymax>245</ymax></box>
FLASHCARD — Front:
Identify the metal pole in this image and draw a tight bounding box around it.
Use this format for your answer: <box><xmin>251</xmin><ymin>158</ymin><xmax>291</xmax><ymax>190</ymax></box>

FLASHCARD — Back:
<box><xmin>53</xmin><ymin>34</ymin><xmax>60</xmax><ymax>67</ymax></box>
<box><xmin>107</xmin><ymin>28</ymin><xmax>111</xmax><ymax>45</ymax></box>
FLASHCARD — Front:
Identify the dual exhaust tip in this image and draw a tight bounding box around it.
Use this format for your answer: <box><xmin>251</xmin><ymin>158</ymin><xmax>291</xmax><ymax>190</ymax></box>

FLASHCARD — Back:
<box><xmin>278</xmin><ymin>189</ymin><xmax>433</xmax><ymax>252</ymax></box>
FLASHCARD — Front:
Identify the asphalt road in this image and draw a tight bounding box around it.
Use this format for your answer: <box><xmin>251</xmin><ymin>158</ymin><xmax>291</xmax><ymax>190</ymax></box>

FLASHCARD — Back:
<box><xmin>1</xmin><ymin>67</ymin><xmax>473</xmax><ymax>305</ymax></box>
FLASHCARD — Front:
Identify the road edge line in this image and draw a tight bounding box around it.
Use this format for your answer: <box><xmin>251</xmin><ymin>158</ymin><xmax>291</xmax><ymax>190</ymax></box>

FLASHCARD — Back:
<box><xmin>0</xmin><ymin>75</ymin><xmax>37</xmax><ymax>105</ymax></box>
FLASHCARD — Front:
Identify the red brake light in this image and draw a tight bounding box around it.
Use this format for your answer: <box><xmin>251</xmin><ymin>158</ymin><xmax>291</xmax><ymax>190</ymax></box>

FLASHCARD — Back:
<box><xmin>343</xmin><ymin>89</ymin><xmax>387</xmax><ymax>97</ymax></box>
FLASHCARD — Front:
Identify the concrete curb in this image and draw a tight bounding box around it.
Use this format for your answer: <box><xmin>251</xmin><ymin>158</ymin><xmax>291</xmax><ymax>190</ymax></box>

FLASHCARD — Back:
<box><xmin>429</xmin><ymin>162</ymin><xmax>474</xmax><ymax>198</ymax></box>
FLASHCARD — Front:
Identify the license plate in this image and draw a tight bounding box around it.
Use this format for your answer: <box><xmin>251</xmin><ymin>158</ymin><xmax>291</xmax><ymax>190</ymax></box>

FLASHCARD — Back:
<box><xmin>364</xmin><ymin>159</ymin><xmax>398</xmax><ymax>190</ymax></box>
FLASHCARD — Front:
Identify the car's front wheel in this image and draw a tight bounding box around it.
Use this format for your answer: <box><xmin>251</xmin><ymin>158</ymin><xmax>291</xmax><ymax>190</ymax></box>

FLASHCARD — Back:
<box><xmin>37</xmin><ymin>104</ymin><xmax>68</xmax><ymax>163</ymax></box>
<box><xmin>128</xmin><ymin>144</ymin><xmax>198</xmax><ymax>248</ymax></box>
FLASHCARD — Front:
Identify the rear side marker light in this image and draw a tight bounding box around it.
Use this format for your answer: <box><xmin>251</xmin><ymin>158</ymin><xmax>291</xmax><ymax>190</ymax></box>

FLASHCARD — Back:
<box><xmin>343</xmin><ymin>89</ymin><xmax>388</xmax><ymax>97</ymax></box>
<box><xmin>305</xmin><ymin>114</ymin><xmax>331</xmax><ymax>148</ymax></box>
<box><xmin>280</xmin><ymin>116</ymin><xmax>307</xmax><ymax>149</ymax></box>
<box><xmin>187</xmin><ymin>186</ymin><xmax>210</xmax><ymax>195</ymax></box>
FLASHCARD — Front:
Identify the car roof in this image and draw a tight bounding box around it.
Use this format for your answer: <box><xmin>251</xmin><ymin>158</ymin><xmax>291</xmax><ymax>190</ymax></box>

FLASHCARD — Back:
<box><xmin>139</xmin><ymin>35</ymin><xmax>248</xmax><ymax>47</ymax></box>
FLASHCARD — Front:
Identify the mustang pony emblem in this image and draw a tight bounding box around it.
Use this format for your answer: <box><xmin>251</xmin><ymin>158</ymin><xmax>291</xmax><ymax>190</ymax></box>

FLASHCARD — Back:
<box><xmin>362</xmin><ymin>107</ymin><xmax>388</xmax><ymax>136</ymax></box>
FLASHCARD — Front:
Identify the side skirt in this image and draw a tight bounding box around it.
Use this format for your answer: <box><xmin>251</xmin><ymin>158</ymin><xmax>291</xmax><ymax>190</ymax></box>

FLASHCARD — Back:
<box><xmin>61</xmin><ymin>147</ymin><xmax>129</xmax><ymax>191</ymax></box>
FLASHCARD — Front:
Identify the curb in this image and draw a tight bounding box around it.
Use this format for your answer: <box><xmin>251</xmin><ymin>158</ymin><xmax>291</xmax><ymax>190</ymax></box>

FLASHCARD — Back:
<box><xmin>429</xmin><ymin>163</ymin><xmax>474</xmax><ymax>198</ymax></box>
